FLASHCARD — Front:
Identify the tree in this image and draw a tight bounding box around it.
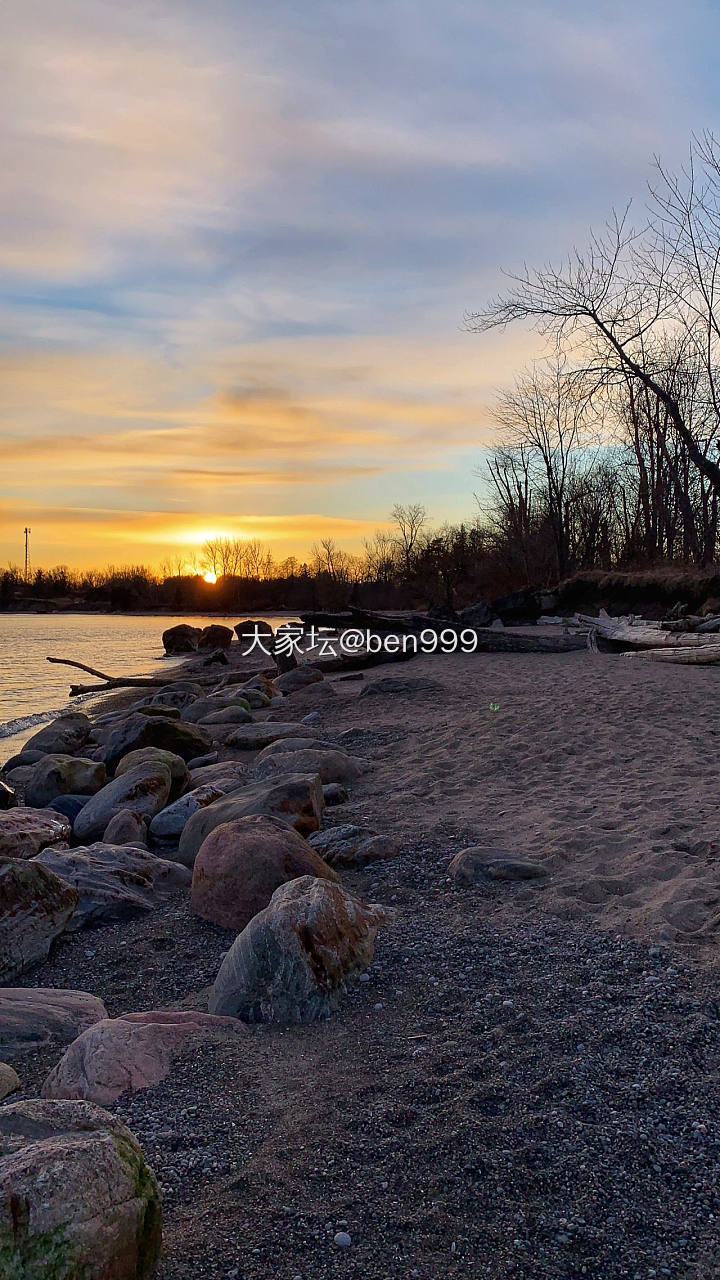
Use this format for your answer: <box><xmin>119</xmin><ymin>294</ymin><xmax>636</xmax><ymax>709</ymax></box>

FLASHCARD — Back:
<box><xmin>391</xmin><ymin>503</ymin><xmax>427</xmax><ymax>577</ymax></box>
<box><xmin>467</xmin><ymin>135</ymin><xmax>720</xmax><ymax>502</ymax></box>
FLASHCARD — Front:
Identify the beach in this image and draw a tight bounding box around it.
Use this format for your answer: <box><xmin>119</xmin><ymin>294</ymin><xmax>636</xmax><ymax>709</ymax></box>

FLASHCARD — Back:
<box><xmin>4</xmin><ymin>638</ymin><xmax>720</xmax><ymax>1277</ymax></box>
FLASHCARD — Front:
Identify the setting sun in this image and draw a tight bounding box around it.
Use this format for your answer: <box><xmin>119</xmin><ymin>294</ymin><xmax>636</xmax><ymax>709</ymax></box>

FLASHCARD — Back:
<box><xmin>202</xmin><ymin>570</ymin><xmax>217</xmax><ymax>584</ymax></box>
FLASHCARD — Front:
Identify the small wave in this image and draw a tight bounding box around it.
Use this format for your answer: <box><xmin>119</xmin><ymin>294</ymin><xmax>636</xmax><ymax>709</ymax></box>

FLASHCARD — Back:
<box><xmin>0</xmin><ymin>707</ymin><xmax>69</xmax><ymax>739</ymax></box>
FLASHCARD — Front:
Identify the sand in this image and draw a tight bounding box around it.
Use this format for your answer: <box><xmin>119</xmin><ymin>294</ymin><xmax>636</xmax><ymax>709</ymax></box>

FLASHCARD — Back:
<box><xmin>10</xmin><ymin>641</ymin><xmax>720</xmax><ymax>1278</ymax></box>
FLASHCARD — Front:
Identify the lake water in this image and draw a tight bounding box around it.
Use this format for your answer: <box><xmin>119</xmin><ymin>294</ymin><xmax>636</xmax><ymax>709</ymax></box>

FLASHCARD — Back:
<box><xmin>0</xmin><ymin>613</ymin><xmax>292</xmax><ymax>760</ymax></box>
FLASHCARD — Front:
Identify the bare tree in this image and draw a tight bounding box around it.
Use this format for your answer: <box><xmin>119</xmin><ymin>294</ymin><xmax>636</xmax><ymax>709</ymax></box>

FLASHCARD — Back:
<box><xmin>391</xmin><ymin>503</ymin><xmax>427</xmax><ymax>576</ymax></box>
<box><xmin>467</xmin><ymin>137</ymin><xmax>720</xmax><ymax>499</ymax></box>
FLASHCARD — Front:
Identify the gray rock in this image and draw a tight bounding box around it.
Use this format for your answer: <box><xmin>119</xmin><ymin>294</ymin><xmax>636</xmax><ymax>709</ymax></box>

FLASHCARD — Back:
<box><xmin>183</xmin><ymin>696</ymin><xmax>250</xmax><ymax>724</ymax></box>
<box><xmin>253</xmin><ymin>748</ymin><xmax>365</xmax><ymax>785</ymax></box>
<box><xmin>256</xmin><ymin>736</ymin><xmax>334</xmax><ymax>758</ymax></box>
<box><xmin>177</xmin><ymin>773</ymin><xmax>325</xmax><ymax>867</ymax></box>
<box><xmin>102</xmin><ymin>713</ymin><xmax>211</xmax><ymax>772</ymax></box>
<box><xmin>189</xmin><ymin>761</ymin><xmax>247</xmax><ymax>789</ymax></box>
<box><xmin>24</xmin><ymin>754</ymin><xmax>107</xmax><ymax>808</ymax></box>
<box><xmin>225</xmin><ymin>722</ymin><xmax>317</xmax><ymax>751</ymax></box>
<box><xmin>115</xmin><ymin>746</ymin><xmax>189</xmax><ymax>799</ymax></box>
<box><xmin>0</xmin><ymin>1099</ymin><xmax>162</xmax><ymax>1279</ymax></box>
<box><xmin>149</xmin><ymin>784</ymin><xmax>227</xmax><ymax>841</ymax></box>
<box><xmin>103</xmin><ymin>809</ymin><xmax>148</xmax><ymax>846</ymax></box>
<box><xmin>274</xmin><ymin>665</ymin><xmax>324</xmax><ymax>694</ymax></box>
<box><xmin>35</xmin><ymin>842</ymin><xmax>191</xmax><ymax>929</ymax></box>
<box><xmin>0</xmin><ymin>1063</ymin><xmax>19</xmax><ymax>1100</ymax></box>
<box><xmin>0</xmin><ymin>858</ymin><xmax>78</xmax><ymax>981</ymax></box>
<box><xmin>448</xmin><ymin>845</ymin><xmax>547</xmax><ymax>884</ymax></box>
<box><xmin>309</xmin><ymin>824</ymin><xmax>399</xmax><ymax>867</ymax></box>
<box><xmin>0</xmin><ymin>988</ymin><xmax>108</xmax><ymax>1059</ymax></box>
<box><xmin>199</xmin><ymin>705</ymin><xmax>253</xmax><ymax>726</ymax></box>
<box><xmin>323</xmin><ymin>783</ymin><xmax>349</xmax><ymax>807</ymax></box>
<box><xmin>24</xmin><ymin>712</ymin><xmax>92</xmax><ymax>756</ymax></box>
<box><xmin>210</xmin><ymin>876</ymin><xmax>393</xmax><ymax>1023</ymax></box>
<box><xmin>73</xmin><ymin>764</ymin><xmax>172</xmax><ymax>843</ymax></box>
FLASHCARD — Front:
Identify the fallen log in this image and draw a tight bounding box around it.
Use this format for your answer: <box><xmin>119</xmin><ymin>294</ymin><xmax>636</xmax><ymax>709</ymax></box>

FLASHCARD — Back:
<box><xmin>579</xmin><ymin>612</ymin><xmax>720</xmax><ymax>650</ymax></box>
<box><xmin>621</xmin><ymin>646</ymin><xmax>720</xmax><ymax>665</ymax></box>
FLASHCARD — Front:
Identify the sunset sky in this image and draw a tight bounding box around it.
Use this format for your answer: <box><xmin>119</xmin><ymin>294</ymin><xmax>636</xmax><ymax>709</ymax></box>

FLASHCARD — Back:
<box><xmin>2</xmin><ymin>0</ymin><xmax>719</xmax><ymax>570</ymax></box>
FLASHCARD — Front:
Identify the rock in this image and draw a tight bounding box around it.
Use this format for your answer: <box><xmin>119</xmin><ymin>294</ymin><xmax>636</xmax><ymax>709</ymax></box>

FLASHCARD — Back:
<box><xmin>198</xmin><ymin>623</ymin><xmax>234</xmax><ymax>649</ymax></box>
<box><xmin>236</xmin><ymin>686</ymin><xmax>271</xmax><ymax>709</ymax></box>
<box><xmin>102</xmin><ymin>714</ymin><xmax>211</xmax><ymax>773</ymax></box>
<box><xmin>46</xmin><ymin>794</ymin><xmax>89</xmax><ymax>825</ymax></box>
<box><xmin>183</xmin><ymin>696</ymin><xmax>250</xmax><ymax>724</ymax></box>
<box><xmin>24</xmin><ymin>711</ymin><xmax>92</xmax><ymax>756</ymax></box>
<box><xmin>359</xmin><ymin>674</ymin><xmax>443</xmax><ymax>698</ymax></box>
<box><xmin>0</xmin><ymin>988</ymin><xmax>108</xmax><ymax>1059</ymax></box>
<box><xmin>274</xmin><ymin>665</ymin><xmax>324</xmax><ymax>694</ymax></box>
<box><xmin>4</xmin><ymin>765</ymin><xmax>34</xmax><ymax>788</ymax></box>
<box><xmin>0</xmin><ymin>808</ymin><xmax>72</xmax><ymax>859</ymax></box>
<box><xmin>253</xmin><ymin>748</ymin><xmax>364</xmax><ymax>785</ymax></box>
<box><xmin>186</xmin><ymin>750</ymin><xmax>218</xmax><ymax>770</ymax></box>
<box><xmin>24</xmin><ymin>754</ymin><xmax>107</xmax><ymax>808</ymax></box>
<box><xmin>334</xmin><ymin>1231</ymin><xmax>352</xmax><ymax>1248</ymax></box>
<box><xmin>0</xmin><ymin>858</ymin><xmax>78</xmax><ymax>982</ymax></box>
<box><xmin>323</xmin><ymin>783</ymin><xmax>348</xmax><ymax>807</ymax></box>
<box><xmin>42</xmin><ymin>1009</ymin><xmax>246</xmax><ymax>1105</ymax></box>
<box><xmin>234</xmin><ymin>618</ymin><xmax>274</xmax><ymax>647</ymax></box>
<box><xmin>189</xmin><ymin>760</ymin><xmax>246</xmax><ymax>789</ymax></box>
<box><xmin>162</xmin><ymin>622</ymin><xmax>202</xmax><ymax>653</ymax></box>
<box><xmin>225</xmin><ymin>722</ymin><xmax>318</xmax><ymax>751</ymax></box>
<box><xmin>0</xmin><ymin>780</ymin><xmax>17</xmax><ymax>809</ymax></box>
<box><xmin>448</xmin><ymin>846</ymin><xmax>547</xmax><ymax>884</ymax></box>
<box><xmin>210</xmin><ymin>877</ymin><xmax>394</xmax><ymax>1023</ymax></box>
<box><xmin>302</xmin><ymin>711</ymin><xmax>321</xmax><ymax>725</ymax></box>
<box><xmin>103</xmin><ymin>810</ymin><xmax>148</xmax><ymax>846</ymax></box>
<box><xmin>0</xmin><ymin>1098</ymin><xmax>161</xmax><ymax>1279</ymax></box>
<box><xmin>202</xmin><ymin>647</ymin><xmax>229</xmax><ymax>665</ymax></box>
<box><xmin>257</xmin><ymin>736</ymin><xmax>334</xmax><ymax>758</ymax></box>
<box><xmin>147</xmin><ymin>684</ymin><xmax>202</xmax><ymax>711</ymax></box>
<box><xmin>1</xmin><ymin>749</ymin><xmax>46</xmax><ymax>771</ymax></box>
<box><xmin>149</xmin><ymin>784</ymin><xmax>226</xmax><ymax>841</ymax></box>
<box><xmin>0</xmin><ymin>1063</ymin><xmax>19</xmax><ymax>1100</ymax></box>
<box><xmin>73</xmin><ymin>764</ymin><xmax>172</xmax><ymax>843</ymax></box>
<box><xmin>200</xmin><ymin>705</ymin><xmax>253</xmax><ymax>726</ymax></box>
<box><xmin>35</xmin><ymin>843</ymin><xmax>190</xmax><ymax>929</ymax></box>
<box><xmin>309</xmin><ymin>824</ymin><xmax>399</xmax><ymax>867</ymax></box>
<box><xmin>459</xmin><ymin>601</ymin><xmax>496</xmax><ymax>627</ymax></box>
<box><xmin>178</xmin><ymin>773</ymin><xmax>325</xmax><ymax>867</ymax></box>
<box><xmin>192</xmin><ymin>814</ymin><xmax>338</xmax><ymax>929</ymax></box>
<box><xmin>115</xmin><ymin>745</ymin><xmax>189</xmax><ymax>799</ymax></box>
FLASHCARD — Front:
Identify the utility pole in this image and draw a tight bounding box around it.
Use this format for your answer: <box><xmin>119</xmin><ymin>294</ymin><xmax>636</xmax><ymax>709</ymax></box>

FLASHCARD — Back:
<box><xmin>24</xmin><ymin>527</ymin><xmax>31</xmax><ymax>583</ymax></box>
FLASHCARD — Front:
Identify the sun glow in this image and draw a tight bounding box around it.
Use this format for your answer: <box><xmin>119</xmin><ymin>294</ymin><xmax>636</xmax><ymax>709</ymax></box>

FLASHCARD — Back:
<box><xmin>203</xmin><ymin>570</ymin><xmax>217</xmax><ymax>584</ymax></box>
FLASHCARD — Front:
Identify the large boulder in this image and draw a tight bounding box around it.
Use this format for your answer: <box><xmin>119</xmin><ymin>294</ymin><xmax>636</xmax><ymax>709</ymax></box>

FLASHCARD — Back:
<box><xmin>225</xmin><ymin>722</ymin><xmax>318</xmax><ymax>751</ymax></box>
<box><xmin>46</xmin><ymin>794</ymin><xmax>89</xmax><ymax>826</ymax></box>
<box><xmin>101</xmin><ymin>714</ymin><xmax>212</xmax><ymax>773</ymax></box>
<box><xmin>162</xmin><ymin>622</ymin><xmax>201</xmax><ymax>653</ymax></box>
<box><xmin>234</xmin><ymin>618</ymin><xmax>274</xmax><ymax>645</ymax></box>
<box><xmin>42</xmin><ymin>1010</ymin><xmax>246</xmax><ymax>1105</ymax></box>
<box><xmin>24</xmin><ymin>754</ymin><xmax>107</xmax><ymax>808</ymax></box>
<box><xmin>177</xmin><ymin>773</ymin><xmax>325</xmax><ymax>867</ymax></box>
<box><xmin>308</xmin><ymin>824</ymin><xmax>399</xmax><ymax>867</ymax></box>
<box><xmin>148</xmin><ymin>783</ymin><xmax>227</xmax><ymax>842</ymax></box>
<box><xmin>191</xmin><ymin>814</ymin><xmax>338</xmax><ymax>929</ymax></box>
<box><xmin>0</xmin><ymin>1098</ymin><xmax>161</xmax><ymax>1279</ymax></box>
<box><xmin>0</xmin><ymin>858</ymin><xmax>78</xmax><ymax>982</ymax></box>
<box><xmin>115</xmin><ymin>746</ymin><xmax>189</xmax><ymax>800</ymax></box>
<box><xmin>189</xmin><ymin>761</ymin><xmax>246</xmax><ymax>789</ymax></box>
<box><xmin>210</xmin><ymin>877</ymin><xmax>393</xmax><ymax>1023</ymax></box>
<box><xmin>253</xmin><ymin>748</ymin><xmax>364</xmax><ymax>785</ymax></box>
<box><xmin>102</xmin><ymin>810</ymin><xmax>148</xmax><ymax>846</ymax></box>
<box><xmin>35</xmin><ymin>843</ymin><xmax>190</xmax><ymax>930</ymax></box>
<box><xmin>0</xmin><ymin>808</ymin><xmax>72</xmax><ymax>859</ymax></box>
<box><xmin>198</xmin><ymin>623</ymin><xmax>234</xmax><ymax>650</ymax></box>
<box><xmin>73</xmin><ymin>764</ymin><xmax>172</xmax><ymax>843</ymax></box>
<box><xmin>24</xmin><ymin>711</ymin><xmax>92</xmax><ymax>756</ymax></box>
<box><xmin>0</xmin><ymin>988</ymin><xmax>108</xmax><ymax>1060</ymax></box>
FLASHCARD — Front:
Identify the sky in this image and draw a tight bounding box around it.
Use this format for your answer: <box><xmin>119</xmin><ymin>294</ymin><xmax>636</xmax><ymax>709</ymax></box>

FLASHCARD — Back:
<box><xmin>1</xmin><ymin>0</ymin><xmax>720</xmax><ymax>571</ymax></box>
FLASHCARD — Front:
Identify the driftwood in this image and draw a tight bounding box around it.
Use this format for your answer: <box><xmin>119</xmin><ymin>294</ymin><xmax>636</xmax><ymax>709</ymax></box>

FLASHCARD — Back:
<box><xmin>621</xmin><ymin>647</ymin><xmax>720</xmax><ymax>665</ymax></box>
<box><xmin>580</xmin><ymin>612</ymin><xmax>720</xmax><ymax>651</ymax></box>
<box><xmin>46</xmin><ymin>655</ymin><xmax>225</xmax><ymax>697</ymax></box>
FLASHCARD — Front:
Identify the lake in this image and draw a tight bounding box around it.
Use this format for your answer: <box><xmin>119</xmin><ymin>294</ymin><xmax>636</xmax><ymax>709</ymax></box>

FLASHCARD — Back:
<box><xmin>0</xmin><ymin>613</ymin><xmax>292</xmax><ymax>759</ymax></box>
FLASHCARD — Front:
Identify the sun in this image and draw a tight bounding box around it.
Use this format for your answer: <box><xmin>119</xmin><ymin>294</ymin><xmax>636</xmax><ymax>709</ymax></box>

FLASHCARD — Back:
<box><xmin>203</xmin><ymin>570</ymin><xmax>217</xmax><ymax>584</ymax></box>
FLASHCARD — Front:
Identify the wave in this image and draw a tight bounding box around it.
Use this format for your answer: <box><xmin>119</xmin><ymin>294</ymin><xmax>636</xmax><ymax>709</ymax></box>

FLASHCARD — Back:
<box><xmin>0</xmin><ymin>707</ymin><xmax>70</xmax><ymax>740</ymax></box>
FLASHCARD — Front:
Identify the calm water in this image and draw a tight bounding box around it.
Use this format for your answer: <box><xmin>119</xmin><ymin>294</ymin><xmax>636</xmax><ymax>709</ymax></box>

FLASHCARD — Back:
<box><xmin>0</xmin><ymin>613</ymin><xmax>291</xmax><ymax>760</ymax></box>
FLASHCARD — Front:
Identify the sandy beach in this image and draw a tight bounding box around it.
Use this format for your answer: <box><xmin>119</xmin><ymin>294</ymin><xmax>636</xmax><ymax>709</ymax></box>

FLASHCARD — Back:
<box><xmin>5</xmin><ymin>640</ymin><xmax>720</xmax><ymax>1278</ymax></box>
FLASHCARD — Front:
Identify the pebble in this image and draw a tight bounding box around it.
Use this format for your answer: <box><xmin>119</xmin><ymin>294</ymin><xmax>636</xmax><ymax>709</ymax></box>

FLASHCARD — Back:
<box><xmin>333</xmin><ymin>1231</ymin><xmax>352</xmax><ymax>1248</ymax></box>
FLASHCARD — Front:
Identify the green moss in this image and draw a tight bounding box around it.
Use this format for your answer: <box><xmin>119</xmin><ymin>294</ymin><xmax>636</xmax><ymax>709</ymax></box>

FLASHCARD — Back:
<box><xmin>110</xmin><ymin>1130</ymin><xmax>162</xmax><ymax>1278</ymax></box>
<box><xmin>0</xmin><ymin>1222</ymin><xmax>86</xmax><ymax>1280</ymax></box>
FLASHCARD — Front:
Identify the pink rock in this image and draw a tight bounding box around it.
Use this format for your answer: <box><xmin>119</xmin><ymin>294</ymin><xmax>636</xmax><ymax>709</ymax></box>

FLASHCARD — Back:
<box><xmin>0</xmin><ymin>808</ymin><xmax>72</xmax><ymax>859</ymax></box>
<box><xmin>42</xmin><ymin>1009</ymin><xmax>246</xmax><ymax>1104</ymax></box>
<box><xmin>191</xmin><ymin>814</ymin><xmax>338</xmax><ymax>930</ymax></box>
